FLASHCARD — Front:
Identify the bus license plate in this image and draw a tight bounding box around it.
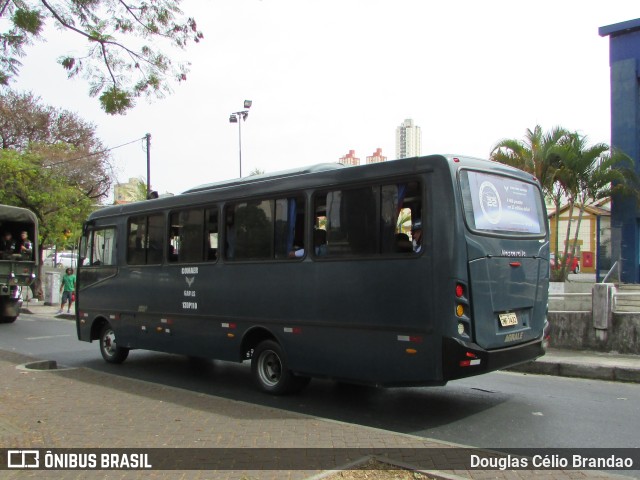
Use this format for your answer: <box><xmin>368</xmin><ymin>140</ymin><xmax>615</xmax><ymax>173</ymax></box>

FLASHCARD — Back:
<box><xmin>499</xmin><ymin>312</ymin><xmax>518</xmax><ymax>327</ymax></box>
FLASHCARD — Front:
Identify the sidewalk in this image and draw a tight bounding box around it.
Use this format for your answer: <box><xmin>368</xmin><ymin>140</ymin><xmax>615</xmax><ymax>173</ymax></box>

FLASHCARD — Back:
<box><xmin>3</xmin><ymin>303</ymin><xmax>638</xmax><ymax>479</ymax></box>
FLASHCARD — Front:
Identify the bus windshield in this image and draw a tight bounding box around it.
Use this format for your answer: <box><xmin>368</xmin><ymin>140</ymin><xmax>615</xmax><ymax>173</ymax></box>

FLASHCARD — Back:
<box><xmin>460</xmin><ymin>170</ymin><xmax>546</xmax><ymax>236</ymax></box>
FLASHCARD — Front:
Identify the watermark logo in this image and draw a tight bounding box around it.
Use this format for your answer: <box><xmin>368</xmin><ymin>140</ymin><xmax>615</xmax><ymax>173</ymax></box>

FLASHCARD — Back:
<box><xmin>8</xmin><ymin>450</ymin><xmax>39</xmax><ymax>469</ymax></box>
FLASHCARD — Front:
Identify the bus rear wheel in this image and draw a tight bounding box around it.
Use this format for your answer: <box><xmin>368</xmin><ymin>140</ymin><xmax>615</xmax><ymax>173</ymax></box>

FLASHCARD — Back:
<box><xmin>251</xmin><ymin>340</ymin><xmax>309</xmax><ymax>395</ymax></box>
<box><xmin>99</xmin><ymin>323</ymin><xmax>129</xmax><ymax>364</ymax></box>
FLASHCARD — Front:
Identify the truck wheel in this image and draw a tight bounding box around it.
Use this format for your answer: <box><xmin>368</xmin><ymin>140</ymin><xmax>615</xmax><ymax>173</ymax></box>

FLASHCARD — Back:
<box><xmin>251</xmin><ymin>340</ymin><xmax>309</xmax><ymax>394</ymax></box>
<box><xmin>99</xmin><ymin>323</ymin><xmax>129</xmax><ymax>364</ymax></box>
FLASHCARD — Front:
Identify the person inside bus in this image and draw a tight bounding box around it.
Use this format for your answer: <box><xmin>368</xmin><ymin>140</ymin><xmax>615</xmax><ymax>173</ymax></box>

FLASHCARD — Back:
<box><xmin>1</xmin><ymin>232</ymin><xmax>15</xmax><ymax>258</ymax></box>
<box><xmin>313</xmin><ymin>228</ymin><xmax>327</xmax><ymax>256</ymax></box>
<box><xmin>17</xmin><ymin>231</ymin><xmax>33</xmax><ymax>258</ymax></box>
<box><xmin>411</xmin><ymin>220</ymin><xmax>423</xmax><ymax>253</ymax></box>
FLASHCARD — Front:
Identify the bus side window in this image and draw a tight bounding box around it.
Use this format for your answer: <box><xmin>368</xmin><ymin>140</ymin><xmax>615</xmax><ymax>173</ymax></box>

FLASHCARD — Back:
<box><xmin>127</xmin><ymin>214</ymin><xmax>165</xmax><ymax>265</ymax></box>
<box><xmin>205</xmin><ymin>207</ymin><xmax>218</xmax><ymax>262</ymax></box>
<box><xmin>383</xmin><ymin>181</ymin><xmax>422</xmax><ymax>255</ymax></box>
<box><xmin>127</xmin><ymin>217</ymin><xmax>145</xmax><ymax>265</ymax></box>
<box><xmin>146</xmin><ymin>214</ymin><xmax>165</xmax><ymax>264</ymax></box>
<box><xmin>91</xmin><ymin>228</ymin><xmax>116</xmax><ymax>265</ymax></box>
<box><xmin>315</xmin><ymin>188</ymin><xmax>378</xmax><ymax>257</ymax></box>
<box><xmin>275</xmin><ymin>197</ymin><xmax>305</xmax><ymax>259</ymax></box>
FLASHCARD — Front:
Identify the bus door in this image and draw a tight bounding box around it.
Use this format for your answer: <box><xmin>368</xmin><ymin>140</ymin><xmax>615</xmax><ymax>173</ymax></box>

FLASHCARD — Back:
<box><xmin>459</xmin><ymin>170</ymin><xmax>549</xmax><ymax>350</ymax></box>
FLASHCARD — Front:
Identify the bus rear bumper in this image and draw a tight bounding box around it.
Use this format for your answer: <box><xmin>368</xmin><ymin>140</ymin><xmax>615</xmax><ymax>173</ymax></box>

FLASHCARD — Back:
<box><xmin>442</xmin><ymin>336</ymin><xmax>545</xmax><ymax>381</ymax></box>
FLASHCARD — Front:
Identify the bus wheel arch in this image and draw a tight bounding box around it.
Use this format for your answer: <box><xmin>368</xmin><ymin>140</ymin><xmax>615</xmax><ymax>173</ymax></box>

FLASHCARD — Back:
<box><xmin>98</xmin><ymin>320</ymin><xmax>129</xmax><ymax>364</ymax></box>
<box><xmin>240</xmin><ymin>327</ymin><xmax>277</xmax><ymax>361</ymax></box>
<box><xmin>90</xmin><ymin>316</ymin><xmax>109</xmax><ymax>341</ymax></box>
<box><xmin>250</xmin><ymin>338</ymin><xmax>310</xmax><ymax>395</ymax></box>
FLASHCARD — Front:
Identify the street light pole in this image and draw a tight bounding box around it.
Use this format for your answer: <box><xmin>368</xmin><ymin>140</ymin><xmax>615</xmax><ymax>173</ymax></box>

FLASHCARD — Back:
<box><xmin>229</xmin><ymin>100</ymin><xmax>252</xmax><ymax>178</ymax></box>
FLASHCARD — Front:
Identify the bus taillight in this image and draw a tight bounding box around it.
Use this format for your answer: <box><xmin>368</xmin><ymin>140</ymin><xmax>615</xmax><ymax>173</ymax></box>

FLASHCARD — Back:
<box><xmin>459</xmin><ymin>352</ymin><xmax>481</xmax><ymax>367</ymax></box>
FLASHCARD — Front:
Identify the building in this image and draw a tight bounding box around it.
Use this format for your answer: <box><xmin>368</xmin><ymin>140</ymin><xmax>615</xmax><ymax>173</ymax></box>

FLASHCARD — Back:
<box><xmin>366</xmin><ymin>148</ymin><xmax>387</xmax><ymax>164</ymax></box>
<box><xmin>339</xmin><ymin>150</ymin><xmax>360</xmax><ymax>167</ymax></box>
<box><xmin>395</xmin><ymin>119</ymin><xmax>422</xmax><ymax>159</ymax></box>
<box><xmin>114</xmin><ymin>178</ymin><xmax>145</xmax><ymax>204</ymax></box>
<box><xmin>547</xmin><ymin>199</ymin><xmax>612</xmax><ymax>274</ymax></box>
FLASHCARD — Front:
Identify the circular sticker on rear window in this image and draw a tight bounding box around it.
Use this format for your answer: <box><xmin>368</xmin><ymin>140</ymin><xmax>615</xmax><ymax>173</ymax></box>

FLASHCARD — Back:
<box><xmin>479</xmin><ymin>181</ymin><xmax>502</xmax><ymax>225</ymax></box>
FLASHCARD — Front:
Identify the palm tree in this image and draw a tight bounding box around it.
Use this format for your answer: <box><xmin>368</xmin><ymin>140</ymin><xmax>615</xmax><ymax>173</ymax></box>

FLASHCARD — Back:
<box><xmin>553</xmin><ymin>135</ymin><xmax>638</xmax><ymax>280</ymax></box>
<box><xmin>490</xmin><ymin>125</ymin><xmax>568</xmax><ymax>196</ymax></box>
<box><xmin>491</xmin><ymin>125</ymin><xmax>569</xmax><ymax>267</ymax></box>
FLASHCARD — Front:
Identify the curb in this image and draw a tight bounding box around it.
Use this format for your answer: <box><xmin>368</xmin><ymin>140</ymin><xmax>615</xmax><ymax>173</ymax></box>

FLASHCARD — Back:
<box><xmin>506</xmin><ymin>360</ymin><xmax>640</xmax><ymax>383</ymax></box>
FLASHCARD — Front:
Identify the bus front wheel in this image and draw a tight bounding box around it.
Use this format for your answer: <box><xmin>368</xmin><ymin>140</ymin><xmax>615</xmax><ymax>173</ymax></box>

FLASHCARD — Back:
<box><xmin>99</xmin><ymin>323</ymin><xmax>129</xmax><ymax>364</ymax></box>
<box><xmin>251</xmin><ymin>340</ymin><xmax>309</xmax><ymax>395</ymax></box>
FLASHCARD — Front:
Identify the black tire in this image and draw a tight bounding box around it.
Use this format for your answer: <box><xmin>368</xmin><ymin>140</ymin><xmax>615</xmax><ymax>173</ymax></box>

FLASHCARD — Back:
<box><xmin>99</xmin><ymin>323</ymin><xmax>129</xmax><ymax>364</ymax></box>
<box><xmin>0</xmin><ymin>316</ymin><xmax>17</xmax><ymax>324</ymax></box>
<box><xmin>251</xmin><ymin>340</ymin><xmax>310</xmax><ymax>395</ymax></box>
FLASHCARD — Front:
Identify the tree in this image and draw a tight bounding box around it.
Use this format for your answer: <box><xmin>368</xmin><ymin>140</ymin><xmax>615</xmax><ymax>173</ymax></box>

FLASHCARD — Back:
<box><xmin>0</xmin><ymin>91</ymin><xmax>113</xmax><ymax>200</ymax></box>
<box><xmin>552</xmin><ymin>135</ymin><xmax>638</xmax><ymax>280</ymax></box>
<box><xmin>491</xmin><ymin>125</ymin><xmax>568</xmax><ymax>266</ymax></box>
<box><xmin>0</xmin><ymin>0</ymin><xmax>203</xmax><ymax>114</ymax></box>
<box><xmin>492</xmin><ymin>126</ymin><xmax>640</xmax><ymax>281</ymax></box>
<box><xmin>0</xmin><ymin>149</ymin><xmax>94</xmax><ymax>298</ymax></box>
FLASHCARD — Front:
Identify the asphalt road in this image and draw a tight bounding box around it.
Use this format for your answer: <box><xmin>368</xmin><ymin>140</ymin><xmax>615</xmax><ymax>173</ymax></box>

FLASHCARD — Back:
<box><xmin>2</xmin><ymin>314</ymin><xmax>639</xmax><ymax>451</ymax></box>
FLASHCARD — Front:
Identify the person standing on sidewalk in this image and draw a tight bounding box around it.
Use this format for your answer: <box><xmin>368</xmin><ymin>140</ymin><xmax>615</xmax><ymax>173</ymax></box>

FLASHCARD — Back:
<box><xmin>59</xmin><ymin>268</ymin><xmax>76</xmax><ymax>314</ymax></box>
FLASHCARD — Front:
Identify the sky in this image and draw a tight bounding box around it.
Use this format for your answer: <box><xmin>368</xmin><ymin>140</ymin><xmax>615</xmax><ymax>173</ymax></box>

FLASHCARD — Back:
<box><xmin>10</xmin><ymin>0</ymin><xmax>640</xmax><ymax>197</ymax></box>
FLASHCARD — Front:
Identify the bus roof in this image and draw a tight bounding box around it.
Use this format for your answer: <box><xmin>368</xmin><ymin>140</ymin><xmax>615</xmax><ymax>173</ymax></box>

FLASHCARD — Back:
<box><xmin>88</xmin><ymin>155</ymin><xmax>536</xmax><ymax>221</ymax></box>
<box><xmin>183</xmin><ymin>163</ymin><xmax>346</xmax><ymax>194</ymax></box>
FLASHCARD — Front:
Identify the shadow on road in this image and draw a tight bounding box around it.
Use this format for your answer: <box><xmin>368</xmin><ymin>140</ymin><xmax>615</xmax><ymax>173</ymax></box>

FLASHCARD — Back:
<box><xmin>73</xmin><ymin>351</ymin><xmax>510</xmax><ymax>436</ymax></box>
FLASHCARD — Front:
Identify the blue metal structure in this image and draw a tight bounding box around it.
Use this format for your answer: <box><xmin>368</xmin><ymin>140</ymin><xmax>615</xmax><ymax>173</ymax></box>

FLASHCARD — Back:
<box><xmin>599</xmin><ymin>19</ymin><xmax>640</xmax><ymax>283</ymax></box>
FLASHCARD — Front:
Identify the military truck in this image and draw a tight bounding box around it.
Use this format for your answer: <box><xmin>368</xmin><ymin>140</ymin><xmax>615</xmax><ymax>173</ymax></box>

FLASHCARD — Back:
<box><xmin>0</xmin><ymin>205</ymin><xmax>37</xmax><ymax>323</ymax></box>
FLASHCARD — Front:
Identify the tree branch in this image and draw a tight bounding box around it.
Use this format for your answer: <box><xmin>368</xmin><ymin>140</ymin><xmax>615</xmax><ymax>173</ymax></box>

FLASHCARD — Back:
<box><xmin>0</xmin><ymin>0</ymin><xmax>12</xmax><ymax>18</ymax></box>
<box><xmin>40</xmin><ymin>0</ymin><xmax>158</xmax><ymax>70</ymax></box>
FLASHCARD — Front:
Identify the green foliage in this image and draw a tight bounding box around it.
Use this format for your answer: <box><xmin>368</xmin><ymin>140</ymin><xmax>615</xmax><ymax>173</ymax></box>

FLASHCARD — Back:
<box><xmin>1</xmin><ymin>0</ymin><xmax>203</xmax><ymax>114</ymax></box>
<box><xmin>0</xmin><ymin>149</ymin><xmax>93</xmax><ymax>249</ymax></box>
<box><xmin>99</xmin><ymin>86</ymin><xmax>133</xmax><ymax>115</ymax></box>
<box><xmin>11</xmin><ymin>8</ymin><xmax>43</xmax><ymax>34</ymax></box>
<box><xmin>0</xmin><ymin>90</ymin><xmax>113</xmax><ymax>199</ymax></box>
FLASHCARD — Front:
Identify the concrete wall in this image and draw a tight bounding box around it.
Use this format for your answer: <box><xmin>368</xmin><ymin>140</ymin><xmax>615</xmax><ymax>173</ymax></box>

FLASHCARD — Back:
<box><xmin>548</xmin><ymin>311</ymin><xmax>640</xmax><ymax>354</ymax></box>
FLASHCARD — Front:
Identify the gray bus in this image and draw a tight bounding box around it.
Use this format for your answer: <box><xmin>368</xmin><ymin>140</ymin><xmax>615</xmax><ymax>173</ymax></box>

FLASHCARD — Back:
<box><xmin>76</xmin><ymin>155</ymin><xmax>550</xmax><ymax>394</ymax></box>
<box><xmin>0</xmin><ymin>204</ymin><xmax>37</xmax><ymax>323</ymax></box>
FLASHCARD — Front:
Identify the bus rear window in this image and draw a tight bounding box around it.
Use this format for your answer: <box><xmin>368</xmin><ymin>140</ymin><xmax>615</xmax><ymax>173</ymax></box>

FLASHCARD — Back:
<box><xmin>460</xmin><ymin>170</ymin><xmax>545</xmax><ymax>236</ymax></box>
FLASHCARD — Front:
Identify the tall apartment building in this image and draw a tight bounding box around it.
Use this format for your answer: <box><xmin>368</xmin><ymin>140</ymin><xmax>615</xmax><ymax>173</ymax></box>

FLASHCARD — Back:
<box><xmin>366</xmin><ymin>148</ymin><xmax>387</xmax><ymax>164</ymax></box>
<box><xmin>339</xmin><ymin>150</ymin><xmax>360</xmax><ymax>166</ymax></box>
<box><xmin>395</xmin><ymin>119</ymin><xmax>422</xmax><ymax>159</ymax></box>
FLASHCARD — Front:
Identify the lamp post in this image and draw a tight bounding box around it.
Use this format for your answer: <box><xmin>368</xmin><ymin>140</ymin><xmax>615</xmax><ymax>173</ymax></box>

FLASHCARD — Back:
<box><xmin>229</xmin><ymin>100</ymin><xmax>252</xmax><ymax>178</ymax></box>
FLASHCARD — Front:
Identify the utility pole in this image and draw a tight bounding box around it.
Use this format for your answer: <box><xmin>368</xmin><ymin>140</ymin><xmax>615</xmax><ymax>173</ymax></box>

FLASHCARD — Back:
<box><xmin>145</xmin><ymin>133</ymin><xmax>151</xmax><ymax>198</ymax></box>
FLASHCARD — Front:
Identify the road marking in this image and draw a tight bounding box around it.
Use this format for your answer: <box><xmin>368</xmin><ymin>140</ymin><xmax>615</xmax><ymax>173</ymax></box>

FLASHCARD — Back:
<box><xmin>26</xmin><ymin>335</ymin><xmax>72</xmax><ymax>340</ymax></box>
